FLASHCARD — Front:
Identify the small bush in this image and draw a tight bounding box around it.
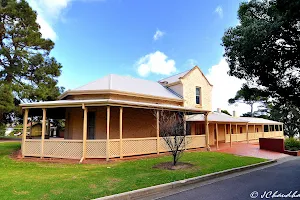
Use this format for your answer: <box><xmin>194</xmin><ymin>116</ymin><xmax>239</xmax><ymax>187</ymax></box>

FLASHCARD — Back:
<box><xmin>285</xmin><ymin>138</ymin><xmax>300</xmax><ymax>151</ymax></box>
<box><xmin>0</xmin><ymin>124</ymin><xmax>6</xmax><ymax>137</ymax></box>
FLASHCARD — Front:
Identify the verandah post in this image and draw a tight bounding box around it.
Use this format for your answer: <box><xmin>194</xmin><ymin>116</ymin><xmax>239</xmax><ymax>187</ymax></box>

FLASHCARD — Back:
<box><xmin>106</xmin><ymin>106</ymin><xmax>110</xmax><ymax>161</ymax></box>
<box><xmin>230</xmin><ymin>123</ymin><xmax>232</xmax><ymax>147</ymax></box>
<box><xmin>156</xmin><ymin>110</ymin><xmax>160</xmax><ymax>154</ymax></box>
<box><xmin>82</xmin><ymin>104</ymin><xmax>88</xmax><ymax>160</ymax></box>
<box><xmin>119</xmin><ymin>107</ymin><xmax>123</xmax><ymax>158</ymax></box>
<box><xmin>224</xmin><ymin>124</ymin><xmax>227</xmax><ymax>142</ymax></box>
<box><xmin>246</xmin><ymin>123</ymin><xmax>249</xmax><ymax>143</ymax></box>
<box><xmin>41</xmin><ymin>108</ymin><xmax>47</xmax><ymax>158</ymax></box>
<box><xmin>22</xmin><ymin>109</ymin><xmax>29</xmax><ymax>158</ymax></box>
<box><xmin>204</xmin><ymin>112</ymin><xmax>210</xmax><ymax>151</ymax></box>
<box><xmin>215</xmin><ymin>123</ymin><xmax>218</xmax><ymax>149</ymax></box>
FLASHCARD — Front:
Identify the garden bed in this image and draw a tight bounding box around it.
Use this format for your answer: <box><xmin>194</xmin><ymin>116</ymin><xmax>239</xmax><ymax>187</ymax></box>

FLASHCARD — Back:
<box><xmin>284</xmin><ymin>138</ymin><xmax>300</xmax><ymax>156</ymax></box>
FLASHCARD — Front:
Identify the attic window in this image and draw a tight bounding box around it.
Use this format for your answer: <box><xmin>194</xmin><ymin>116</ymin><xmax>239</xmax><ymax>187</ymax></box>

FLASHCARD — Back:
<box><xmin>196</xmin><ymin>87</ymin><xmax>201</xmax><ymax>105</ymax></box>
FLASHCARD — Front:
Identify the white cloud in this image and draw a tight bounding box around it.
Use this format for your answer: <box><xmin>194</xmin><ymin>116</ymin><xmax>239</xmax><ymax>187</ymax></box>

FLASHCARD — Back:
<box><xmin>27</xmin><ymin>0</ymin><xmax>103</xmax><ymax>41</ymax></box>
<box><xmin>206</xmin><ymin>58</ymin><xmax>259</xmax><ymax>116</ymax></box>
<box><xmin>136</xmin><ymin>51</ymin><xmax>176</xmax><ymax>77</ymax></box>
<box><xmin>26</xmin><ymin>0</ymin><xmax>68</xmax><ymax>41</ymax></box>
<box><xmin>185</xmin><ymin>59</ymin><xmax>198</xmax><ymax>68</ymax></box>
<box><xmin>214</xmin><ymin>5</ymin><xmax>223</xmax><ymax>18</ymax></box>
<box><xmin>153</xmin><ymin>29</ymin><xmax>165</xmax><ymax>41</ymax></box>
<box><xmin>36</xmin><ymin>15</ymin><xmax>57</xmax><ymax>41</ymax></box>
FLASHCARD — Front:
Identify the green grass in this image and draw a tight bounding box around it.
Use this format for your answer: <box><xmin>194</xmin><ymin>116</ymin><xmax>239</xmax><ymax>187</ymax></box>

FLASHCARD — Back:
<box><xmin>0</xmin><ymin>142</ymin><xmax>266</xmax><ymax>200</ymax></box>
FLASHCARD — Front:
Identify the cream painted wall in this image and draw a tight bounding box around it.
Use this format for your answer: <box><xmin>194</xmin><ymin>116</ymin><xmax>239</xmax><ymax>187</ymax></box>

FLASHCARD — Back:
<box><xmin>168</xmin><ymin>83</ymin><xmax>183</xmax><ymax>97</ymax></box>
<box><xmin>181</xmin><ymin>68</ymin><xmax>212</xmax><ymax>111</ymax></box>
<box><xmin>65</xmin><ymin>106</ymin><xmax>156</xmax><ymax>140</ymax></box>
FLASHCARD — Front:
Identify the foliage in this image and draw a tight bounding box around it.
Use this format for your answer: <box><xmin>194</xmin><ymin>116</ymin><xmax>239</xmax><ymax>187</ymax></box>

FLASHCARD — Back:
<box><xmin>285</xmin><ymin>138</ymin><xmax>300</xmax><ymax>151</ymax></box>
<box><xmin>158</xmin><ymin>111</ymin><xmax>186</xmax><ymax>166</ymax></box>
<box><xmin>10</xmin><ymin>124</ymin><xmax>23</xmax><ymax>136</ymax></box>
<box><xmin>0</xmin><ymin>142</ymin><xmax>265</xmax><ymax>200</ymax></box>
<box><xmin>0</xmin><ymin>123</ymin><xmax>5</xmax><ymax>136</ymax></box>
<box><xmin>221</xmin><ymin>110</ymin><xmax>231</xmax><ymax>116</ymax></box>
<box><xmin>222</xmin><ymin>0</ymin><xmax>300</xmax><ymax>108</ymax></box>
<box><xmin>0</xmin><ymin>0</ymin><xmax>64</xmax><ymax>125</ymax></box>
<box><xmin>269</xmin><ymin>101</ymin><xmax>300</xmax><ymax>138</ymax></box>
<box><xmin>228</xmin><ymin>84</ymin><xmax>267</xmax><ymax>116</ymax></box>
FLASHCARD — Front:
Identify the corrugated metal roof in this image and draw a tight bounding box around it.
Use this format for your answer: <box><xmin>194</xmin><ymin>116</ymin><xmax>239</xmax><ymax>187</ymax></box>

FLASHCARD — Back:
<box><xmin>187</xmin><ymin>112</ymin><xmax>283</xmax><ymax>124</ymax></box>
<box><xmin>241</xmin><ymin>117</ymin><xmax>283</xmax><ymax>125</ymax></box>
<box><xmin>158</xmin><ymin>70</ymin><xmax>190</xmax><ymax>84</ymax></box>
<box><xmin>72</xmin><ymin>74</ymin><xmax>182</xmax><ymax>100</ymax></box>
<box><xmin>20</xmin><ymin>99</ymin><xmax>208</xmax><ymax>113</ymax></box>
<box><xmin>187</xmin><ymin>112</ymin><xmax>248</xmax><ymax>123</ymax></box>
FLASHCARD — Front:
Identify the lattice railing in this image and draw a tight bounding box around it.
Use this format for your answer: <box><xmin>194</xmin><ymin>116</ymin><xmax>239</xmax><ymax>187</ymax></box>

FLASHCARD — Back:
<box><xmin>122</xmin><ymin>137</ymin><xmax>157</xmax><ymax>156</ymax></box>
<box><xmin>225</xmin><ymin>133</ymin><xmax>247</xmax><ymax>142</ymax></box>
<box><xmin>109</xmin><ymin>140</ymin><xmax>120</xmax><ymax>157</ymax></box>
<box><xmin>24</xmin><ymin>140</ymin><xmax>41</xmax><ymax>156</ymax></box>
<box><xmin>43</xmin><ymin>140</ymin><xmax>83</xmax><ymax>159</ymax></box>
<box><xmin>255</xmin><ymin>132</ymin><xmax>263</xmax><ymax>139</ymax></box>
<box><xmin>185</xmin><ymin>135</ymin><xmax>206</xmax><ymax>149</ymax></box>
<box><xmin>86</xmin><ymin>140</ymin><xmax>106</xmax><ymax>158</ymax></box>
<box><xmin>23</xmin><ymin>135</ymin><xmax>208</xmax><ymax>159</ymax></box>
<box><xmin>159</xmin><ymin>135</ymin><xmax>206</xmax><ymax>152</ymax></box>
<box><xmin>274</xmin><ymin>131</ymin><xmax>284</xmax><ymax>137</ymax></box>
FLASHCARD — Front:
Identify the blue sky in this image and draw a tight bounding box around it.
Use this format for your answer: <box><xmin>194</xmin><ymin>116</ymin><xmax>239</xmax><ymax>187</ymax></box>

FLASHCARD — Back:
<box><xmin>27</xmin><ymin>0</ymin><xmax>254</xmax><ymax>115</ymax></box>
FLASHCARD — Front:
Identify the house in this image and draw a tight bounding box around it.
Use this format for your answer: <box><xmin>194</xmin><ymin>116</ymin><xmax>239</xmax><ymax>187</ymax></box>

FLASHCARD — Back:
<box><xmin>187</xmin><ymin>110</ymin><xmax>283</xmax><ymax>149</ymax></box>
<box><xmin>20</xmin><ymin>66</ymin><xmax>284</xmax><ymax>160</ymax></box>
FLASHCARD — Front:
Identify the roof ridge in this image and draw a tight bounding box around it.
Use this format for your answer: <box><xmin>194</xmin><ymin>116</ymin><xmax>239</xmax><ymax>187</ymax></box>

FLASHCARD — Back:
<box><xmin>73</xmin><ymin>76</ymin><xmax>106</xmax><ymax>90</ymax></box>
<box><xmin>158</xmin><ymin>69</ymin><xmax>191</xmax><ymax>82</ymax></box>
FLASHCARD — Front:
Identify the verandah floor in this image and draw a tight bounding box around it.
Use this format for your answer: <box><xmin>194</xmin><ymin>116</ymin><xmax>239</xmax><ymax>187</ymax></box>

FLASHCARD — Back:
<box><xmin>211</xmin><ymin>142</ymin><xmax>289</xmax><ymax>160</ymax></box>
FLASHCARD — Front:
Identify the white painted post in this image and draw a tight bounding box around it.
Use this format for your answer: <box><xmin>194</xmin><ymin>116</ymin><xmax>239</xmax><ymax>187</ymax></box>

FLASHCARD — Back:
<box><xmin>106</xmin><ymin>106</ymin><xmax>110</xmax><ymax>161</ymax></box>
<box><xmin>22</xmin><ymin>109</ymin><xmax>29</xmax><ymax>158</ymax></box>
<box><xmin>41</xmin><ymin>108</ymin><xmax>46</xmax><ymax>158</ymax></box>
<box><xmin>119</xmin><ymin>107</ymin><xmax>123</xmax><ymax>158</ymax></box>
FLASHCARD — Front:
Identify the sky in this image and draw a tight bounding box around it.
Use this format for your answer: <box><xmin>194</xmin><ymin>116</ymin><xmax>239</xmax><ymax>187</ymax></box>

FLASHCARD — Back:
<box><xmin>26</xmin><ymin>0</ymin><xmax>255</xmax><ymax>116</ymax></box>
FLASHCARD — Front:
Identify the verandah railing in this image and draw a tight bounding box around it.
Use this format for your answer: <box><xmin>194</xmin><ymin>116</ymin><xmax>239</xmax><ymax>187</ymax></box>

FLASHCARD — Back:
<box><xmin>23</xmin><ymin>135</ymin><xmax>207</xmax><ymax>159</ymax></box>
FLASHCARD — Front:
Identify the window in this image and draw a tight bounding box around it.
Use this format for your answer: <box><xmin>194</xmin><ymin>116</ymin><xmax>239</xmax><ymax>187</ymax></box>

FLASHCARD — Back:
<box><xmin>256</xmin><ymin>128</ymin><xmax>258</xmax><ymax>132</ymax></box>
<box><xmin>240</xmin><ymin>127</ymin><xmax>243</xmax><ymax>133</ymax></box>
<box><xmin>196</xmin><ymin>87</ymin><xmax>201</xmax><ymax>105</ymax></box>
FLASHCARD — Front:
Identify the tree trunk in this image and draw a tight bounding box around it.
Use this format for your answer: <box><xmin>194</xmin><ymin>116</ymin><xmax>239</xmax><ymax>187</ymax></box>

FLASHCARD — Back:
<box><xmin>251</xmin><ymin>103</ymin><xmax>254</xmax><ymax>117</ymax></box>
<box><xmin>173</xmin><ymin>153</ymin><xmax>177</xmax><ymax>166</ymax></box>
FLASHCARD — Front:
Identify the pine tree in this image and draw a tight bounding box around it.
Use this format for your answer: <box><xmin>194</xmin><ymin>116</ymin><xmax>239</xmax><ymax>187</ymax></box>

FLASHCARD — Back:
<box><xmin>0</xmin><ymin>0</ymin><xmax>63</xmax><ymax>124</ymax></box>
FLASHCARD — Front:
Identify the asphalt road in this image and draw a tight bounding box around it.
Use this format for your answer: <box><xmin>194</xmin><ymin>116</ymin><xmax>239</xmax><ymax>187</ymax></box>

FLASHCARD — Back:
<box><xmin>159</xmin><ymin>159</ymin><xmax>300</xmax><ymax>200</ymax></box>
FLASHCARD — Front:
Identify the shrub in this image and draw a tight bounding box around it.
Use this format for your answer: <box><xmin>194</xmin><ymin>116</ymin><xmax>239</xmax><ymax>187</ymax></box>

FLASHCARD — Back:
<box><xmin>0</xmin><ymin>124</ymin><xmax>6</xmax><ymax>137</ymax></box>
<box><xmin>285</xmin><ymin>138</ymin><xmax>300</xmax><ymax>151</ymax></box>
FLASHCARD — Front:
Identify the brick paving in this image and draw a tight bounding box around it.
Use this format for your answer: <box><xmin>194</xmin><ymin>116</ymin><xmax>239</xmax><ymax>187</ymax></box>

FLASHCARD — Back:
<box><xmin>212</xmin><ymin>142</ymin><xmax>289</xmax><ymax>160</ymax></box>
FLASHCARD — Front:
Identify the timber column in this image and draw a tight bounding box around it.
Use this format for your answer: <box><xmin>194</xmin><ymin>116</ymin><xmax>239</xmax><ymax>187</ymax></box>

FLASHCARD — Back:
<box><xmin>41</xmin><ymin>108</ymin><xmax>47</xmax><ymax>158</ymax></box>
<box><xmin>204</xmin><ymin>112</ymin><xmax>210</xmax><ymax>151</ymax></box>
<box><xmin>22</xmin><ymin>109</ymin><xmax>29</xmax><ymax>158</ymax></box>
<box><xmin>82</xmin><ymin>104</ymin><xmax>88</xmax><ymax>160</ymax></box>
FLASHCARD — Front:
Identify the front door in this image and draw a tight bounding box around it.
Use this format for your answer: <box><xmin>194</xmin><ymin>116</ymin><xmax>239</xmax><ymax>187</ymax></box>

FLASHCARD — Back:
<box><xmin>87</xmin><ymin>112</ymin><xmax>95</xmax><ymax>139</ymax></box>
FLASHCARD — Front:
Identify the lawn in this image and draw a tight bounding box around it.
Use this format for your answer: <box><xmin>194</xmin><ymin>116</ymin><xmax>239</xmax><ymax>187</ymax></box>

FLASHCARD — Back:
<box><xmin>0</xmin><ymin>142</ymin><xmax>265</xmax><ymax>200</ymax></box>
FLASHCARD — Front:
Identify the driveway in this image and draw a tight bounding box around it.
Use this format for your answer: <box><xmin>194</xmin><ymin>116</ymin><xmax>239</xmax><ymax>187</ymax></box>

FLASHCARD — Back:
<box><xmin>158</xmin><ymin>158</ymin><xmax>300</xmax><ymax>200</ymax></box>
<box><xmin>213</xmin><ymin>142</ymin><xmax>288</xmax><ymax>160</ymax></box>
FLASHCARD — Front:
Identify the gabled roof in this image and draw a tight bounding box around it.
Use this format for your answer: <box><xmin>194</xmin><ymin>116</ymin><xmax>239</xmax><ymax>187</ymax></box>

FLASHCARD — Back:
<box><xmin>159</xmin><ymin>70</ymin><xmax>190</xmax><ymax>84</ymax></box>
<box><xmin>158</xmin><ymin>66</ymin><xmax>213</xmax><ymax>86</ymax></box>
<box><xmin>59</xmin><ymin>74</ymin><xmax>182</xmax><ymax>101</ymax></box>
<box><xmin>187</xmin><ymin>112</ymin><xmax>248</xmax><ymax>123</ymax></box>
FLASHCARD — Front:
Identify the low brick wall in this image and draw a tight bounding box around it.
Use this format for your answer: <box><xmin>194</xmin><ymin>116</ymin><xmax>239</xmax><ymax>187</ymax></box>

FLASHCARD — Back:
<box><xmin>259</xmin><ymin>138</ymin><xmax>285</xmax><ymax>153</ymax></box>
<box><xmin>284</xmin><ymin>150</ymin><xmax>300</xmax><ymax>156</ymax></box>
